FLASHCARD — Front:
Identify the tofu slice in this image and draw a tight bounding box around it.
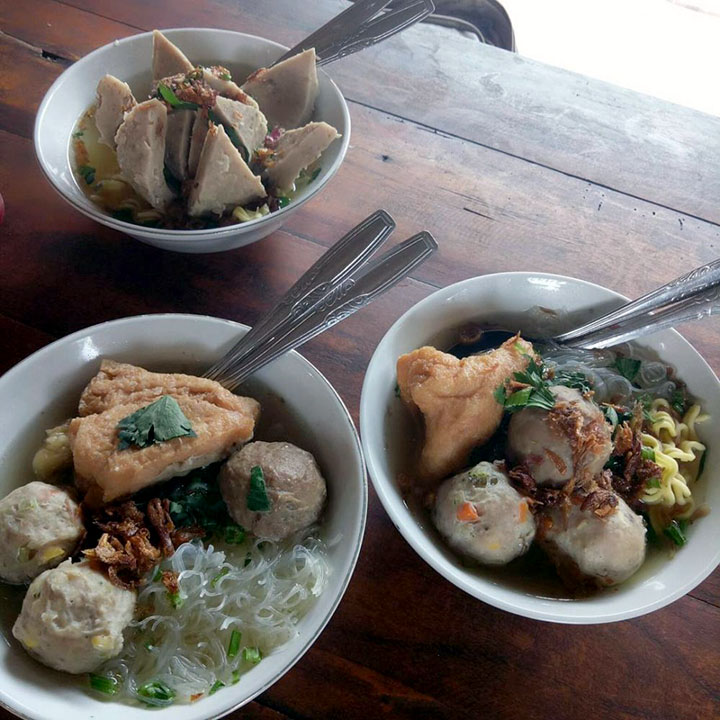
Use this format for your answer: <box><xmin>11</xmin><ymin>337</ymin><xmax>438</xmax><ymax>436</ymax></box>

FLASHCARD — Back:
<box><xmin>95</xmin><ymin>74</ymin><xmax>136</xmax><ymax>148</ymax></box>
<box><xmin>70</xmin><ymin>360</ymin><xmax>261</xmax><ymax>504</ymax></box>
<box><xmin>165</xmin><ymin>108</ymin><xmax>194</xmax><ymax>181</ymax></box>
<box><xmin>188</xmin><ymin>124</ymin><xmax>266</xmax><ymax>217</ymax></box>
<box><xmin>152</xmin><ymin>30</ymin><xmax>194</xmax><ymax>81</ymax></box>
<box><xmin>115</xmin><ymin>99</ymin><xmax>175</xmax><ymax>210</ymax></box>
<box><xmin>201</xmin><ymin>68</ymin><xmax>258</xmax><ymax>107</ymax></box>
<box><xmin>264</xmin><ymin>121</ymin><xmax>339</xmax><ymax>192</ymax></box>
<box><xmin>241</xmin><ymin>48</ymin><xmax>318</xmax><ymax>129</ymax></box>
<box><xmin>212</xmin><ymin>96</ymin><xmax>268</xmax><ymax>158</ymax></box>
<box><xmin>188</xmin><ymin>109</ymin><xmax>209</xmax><ymax>178</ymax></box>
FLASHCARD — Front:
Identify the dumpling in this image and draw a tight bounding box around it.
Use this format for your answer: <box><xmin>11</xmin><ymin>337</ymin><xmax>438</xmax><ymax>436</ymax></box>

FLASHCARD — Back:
<box><xmin>115</xmin><ymin>99</ymin><xmax>175</xmax><ymax>210</ymax></box>
<box><xmin>242</xmin><ymin>48</ymin><xmax>318</xmax><ymax>129</ymax></box>
<box><xmin>264</xmin><ymin>121</ymin><xmax>339</xmax><ymax>192</ymax></box>
<box><xmin>212</xmin><ymin>96</ymin><xmax>268</xmax><ymax>159</ymax></box>
<box><xmin>152</xmin><ymin>29</ymin><xmax>193</xmax><ymax>81</ymax></box>
<box><xmin>95</xmin><ymin>74</ymin><xmax>136</xmax><ymax>148</ymax></box>
<box><xmin>187</xmin><ymin>124</ymin><xmax>266</xmax><ymax>216</ymax></box>
<box><xmin>165</xmin><ymin>108</ymin><xmax>195</xmax><ymax>181</ymax></box>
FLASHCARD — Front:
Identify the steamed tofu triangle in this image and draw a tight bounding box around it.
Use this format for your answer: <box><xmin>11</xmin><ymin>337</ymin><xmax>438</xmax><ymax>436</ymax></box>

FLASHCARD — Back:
<box><xmin>165</xmin><ymin>108</ymin><xmax>194</xmax><ymax>180</ymax></box>
<box><xmin>242</xmin><ymin>48</ymin><xmax>319</xmax><ymax>129</ymax></box>
<box><xmin>95</xmin><ymin>75</ymin><xmax>136</xmax><ymax>148</ymax></box>
<box><xmin>212</xmin><ymin>96</ymin><xmax>268</xmax><ymax>158</ymax></box>
<box><xmin>152</xmin><ymin>29</ymin><xmax>193</xmax><ymax>81</ymax></box>
<box><xmin>68</xmin><ymin>360</ymin><xmax>260</xmax><ymax>505</ymax></box>
<box><xmin>115</xmin><ymin>99</ymin><xmax>175</xmax><ymax>210</ymax></box>
<box><xmin>265</xmin><ymin>122</ymin><xmax>339</xmax><ymax>192</ymax></box>
<box><xmin>188</xmin><ymin>109</ymin><xmax>209</xmax><ymax>177</ymax></box>
<box><xmin>188</xmin><ymin>123</ymin><xmax>266</xmax><ymax>216</ymax></box>
<box><xmin>201</xmin><ymin>68</ymin><xmax>258</xmax><ymax>107</ymax></box>
<box><xmin>397</xmin><ymin>337</ymin><xmax>534</xmax><ymax>484</ymax></box>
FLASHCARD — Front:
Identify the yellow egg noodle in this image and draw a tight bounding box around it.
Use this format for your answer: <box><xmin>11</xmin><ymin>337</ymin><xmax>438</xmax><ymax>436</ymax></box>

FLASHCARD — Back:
<box><xmin>640</xmin><ymin>398</ymin><xmax>708</xmax><ymax>534</ymax></box>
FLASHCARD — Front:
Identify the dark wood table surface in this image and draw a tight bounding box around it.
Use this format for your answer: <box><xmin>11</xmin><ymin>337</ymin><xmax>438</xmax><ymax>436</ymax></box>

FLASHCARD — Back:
<box><xmin>2</xmin><ymin>1</ymin><xmax>720</xmax><ymax>718</ymax></box>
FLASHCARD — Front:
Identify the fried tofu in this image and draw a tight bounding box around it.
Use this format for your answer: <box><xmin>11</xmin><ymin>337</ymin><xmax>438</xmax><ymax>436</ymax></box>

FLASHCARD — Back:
<box><xmin>70</xmin><ymin>361</ymin><xmax>260</xmax><ymax>505</ymax></box>
<box><xmin>397</xmin><ymin>336</ymin><xmax>534</xmax><ymax>485</ymax></box>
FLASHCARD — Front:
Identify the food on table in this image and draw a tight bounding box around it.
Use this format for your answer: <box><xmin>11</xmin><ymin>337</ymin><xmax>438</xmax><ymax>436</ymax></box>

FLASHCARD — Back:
<box><xmin>396</xmin><ymin>332</ymin><xmax>709</xmax><ymax>593</ymax></box>
<box><xmin>220</xmin><ymin>441</ymin><xmax>327</xmax><ymax>541</ymax></box>
<box><xmin>396</xmin><ymin>336</ymin><xmax>533</xmax><ymax>484</ymax></box>
<box><xmin>433</xmin><ymin>462</ymin><xmax>535</xmax><ymax>565</ymax></box>
<box><xmin>507</xmin><ymin>385</ymin><xmax>612</xmax><ymax>488</ymax></box>
<box><xmin>1</xmin><ymin>359</ymin><xmax>329</xmax><ymax>705</ymax></box>
<box><xmin>72</xmin><ymin>31</ymin><xmax>339</xmax><ymax>229</ymax></box>
<box><xmin>12</xmin><ymin>560</ymin><xmax>136</xmax><ymax>674</ymax></box>
<box><xmin>241</xmin><ymin>48</ymin><xmax>319</xmax><ymax>130</ymax></box>
<box><xmin>0</xmin><ymin>481</ymin><xmax>84</xmax><ymax>584</ymax></box>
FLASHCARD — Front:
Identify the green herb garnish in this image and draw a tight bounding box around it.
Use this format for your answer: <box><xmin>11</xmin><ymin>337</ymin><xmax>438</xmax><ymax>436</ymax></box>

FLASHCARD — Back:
<box><xmin>614</xmin><ymin>357</ymin><xmax>641</xmax><ymax>382</ymax></box>
<box><xmin>144</xmin><ymin>640</ymin><xmax>155</xmax><ymax>652</ymax></box>
<box><xmin>168</xmin><ymin>591</ymin><xmax>183</xmax><ymax>609</ymax></box>
<box><xmin>247</xmin><ymin>465</ymin><xmax>271</xmax><ymax>512</ymax></box>
<box><xmin>495</xmin><ymin>356</ymin><xmax>555</xmax><ymax>413</ymax></box>
<box><xmin>72</xmin><ymin>130</ymin><xmax>84</xmax><ymax>138</ymax></box>
<box><xmin>210</xmin><ymin>567</ymin><xmax>229</xmax><ymax>588</ymax></box>
<box><xmin>77</xmin><ymin>164</ymin><xmax>96</xmax><ymax>185</ymax></box>
<box><xmin>603</xmin><ymin>405</ymin><xmax>619</xmax><ymax>429</ymax></box>
<box><xmin>89</xmin><ymin>673</ymin><xmax>118</xmax><ymax>695</ymax></box>
<box><xmin>276</xmin><ymin>195</ymin><xmax>290</xmax><ymax>209</ymax></box>
<box><xmin>641</xmin><ymin>447</ymin><xmax>656</xmax><ymax>462</ymax></box>
<box><xmin>670</xmin><ymin>389</ymin><xmax>687</xmax><ymax>415</ymax></box>
<box><xmin>242</xmin><ymin>647</ymin><xmax>262</xmax><ymax>664</ymax></box>
<box><xmin>158</xmin><ymin>83</ymin><xmax>199</xmax><ymax>111</ymax></box>
<box><xmin>227</xmin><ymin>629</ymin><xmax>241</xmax><ymax>660</ymax></box>
<box><xmin>219</xmin><ymin>71</ymin><xmax>232</xmax><ymax>81</ymax></box>
<box><xmin>209</xmin><ymin>680</ymin><xmax>225</xmax><ymax>695</ymax></box>
<box><xmin>231</xmin><ymin>669</ymin><xmax>241</xmax><ymax>684</ymax></box>
<box><xmin>646</xmin><ymin>477</ymin><xmax>661</xmax><ymax>488</ymax></box>
<box><xmin>663</xmin><ymin>519</ymin><xmax>688</xmax><ymax>547</ymax></box>
<box><xmin>224</xmin><ymin>524</ymin><xmax>246</xmax><ymax>544</ymax></box>
<box><xmin>137</xmin><ymin>681</ymin><xmax>176</xmax><ymax>707</ymax></box>
<box><xmin>553</xmin><ymin>369</ymin><xmax>593</xmax><ymax>394</ymax></box>
<box><xmin>116</xmin><ymin>395</ymin><xmax>196</xmax><ymax>450</ymax></box>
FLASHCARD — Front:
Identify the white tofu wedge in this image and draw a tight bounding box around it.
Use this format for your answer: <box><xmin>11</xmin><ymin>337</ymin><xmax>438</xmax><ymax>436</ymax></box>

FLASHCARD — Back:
<box><xmin>265</xmin><ymin>121</ymin><xmax>339</xmax><ymax>192</ymax></box>
<box><xmin>241</xmin><ymin>48</ymin><xmax>318</xmax><ymax>129</ymax></box>
<box><xmin>152</xmin><ymin>30</ymin><xmax>193</xmax><ymax>81</ymax></box>
<box><xmin>115</xmin><ymin>99</ymin><xmax>175</xmax><ymax>210</ymax></box>
<box><xmin>201</xmin><ymin>68</ymin><xmax>258</xmax><ymax>107</ymax></box>
<box><xmin>213</xmin><ymin>96</ymin><xmax>267</xmax><ymax>158</ymax></box>
<box><xmin>188</xmin><ymin>124</ymin><xmax>266</xmax><ymax>216</ymax></box>
<box><xmin>188</xmin><ymin>109</ymin><xmax>209</xmax><ymax>178</ymax></box>
<box><xmin>165</xmin><ymin>109</ymin><xmax>194</xmax><ymax>181</ymax></box>
<box><xmin>95</xmin><ymin>75</ymin><xmax>136</xmax><ymax>148</ymax></box>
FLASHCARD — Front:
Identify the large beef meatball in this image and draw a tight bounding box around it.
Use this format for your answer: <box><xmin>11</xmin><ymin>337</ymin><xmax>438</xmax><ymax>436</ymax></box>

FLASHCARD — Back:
<box><xmin>433</xmin><ymin>461</ymin><xmax>535</xmax><ymax>565</ymax></box>
<box><xmin>12</xmin><ymin>561</ymin><xmax>136</xmax><ymax>673</ymax></box>
<box><xmin>506</xmin><ymin>385</ymin><xmax>612</xmax><ymax>487</ymax></box>
<box><xmin>0</xmin><ymin>481</ymin><xmax>84</xmax><ymax>584</ymax></box>
<box><xmin>220</xmin><ymin>441</ymin><xmax>327</xmax><ymax>541</ymax></box>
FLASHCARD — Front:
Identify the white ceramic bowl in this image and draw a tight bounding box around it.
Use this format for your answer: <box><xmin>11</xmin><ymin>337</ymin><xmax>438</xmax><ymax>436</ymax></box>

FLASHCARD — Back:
<box><xmin>0</xmin><ymin>314</ymin><xmax>366</xmax><ymax>720</ymax></box>
<box><xmin>360</xmin><ymin>272</ymin><xmax>720</xmax><ymax>624</ymax></box>
<box><xmin>34</xmin><ymin>29</ymin><xmax>351</xmax><ymax>253</ymax></box>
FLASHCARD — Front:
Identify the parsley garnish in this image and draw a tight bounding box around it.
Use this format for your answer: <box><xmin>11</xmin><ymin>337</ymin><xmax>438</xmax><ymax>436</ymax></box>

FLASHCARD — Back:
<box><xmin>553</xmin><ymin>369</ymin><xmax>593</xmax><ymax>394</ymax></box>
<box><xmin>614</xmin><ymin>357</ymin><xmax>641</xmax><ymax>382</ymax></box>
<box><xmin>77</xmin><ymin>164</ymin><xmax>96</xmax><ymax>185</ymax></box>
<box><xmin>247</xmin><ymin>465</ymin><xmax>271</xmax><ymax>512</ymax></box>
<box><xmin>157</xmin><ymin>83</ymin><xmax>199</xmax><ymax>111</ymax></box>
<box><xmin>494</xmin><ymin>356</ymin><xmax>555</xmax><ymax>413</ymax></box>
<box><xmin>116</xmin><ymin>395</ymin><xmax>196</xmax><ymax>450</ymax></box>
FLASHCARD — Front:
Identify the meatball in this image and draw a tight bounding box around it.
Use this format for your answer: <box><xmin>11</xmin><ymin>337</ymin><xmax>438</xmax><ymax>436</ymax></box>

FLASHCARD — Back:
<box><xmin>432</xmin><ymin>461</ymin><xmax>536</xmax><ymax>565</ymax></box>
<box><xmin>539</xmin><ymin>495</ymin><xmax>646</xmax><ymax>588</ymax></box>
<box><xmin>506</xmin><ymin>385</ymin><xmax>612</xmax><ymax>487</ymax></box>
<box><xmin>12</xmin><ymin>560</ymin><xmax>136</xmax><ymax>673</ymax></box>
<box><xmin>220</xmin><ymin>441</ymin><xmax>327</xmax><ymax>541</ymax></box>
<box><xmin>0</xmin><ymin>481</ymin><xmax>85</xmax><ymax>584</ymax></box>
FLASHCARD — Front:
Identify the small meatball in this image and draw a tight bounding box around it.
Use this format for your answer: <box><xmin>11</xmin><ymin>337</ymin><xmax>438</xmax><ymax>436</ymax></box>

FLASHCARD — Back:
<box><xmin>12</xmin><ymin>561</ymin><xmax>136</xmax><ymax>673</ymax></box>
<box><xmin>539</xmin><ymin>495</ymin><xmax>646</xmax><ymax>588</ymax></box>
<box><xmin>507</xmin><ymin>385</ymin><xmax>612</xmax><ymax>487</ymax></box>
<box><xmin>220</xmin><ymin>441</ymin><xmax>326</xmax><ymax>541</ymax></box>
<box><xmin>0</xmin><ymin>481</ymin><xmax>84</xmax><ymax>584</ymax></box>
<box><xmin>433</xmin><ymin>462</ymin><xmax>536</xmax><ymax>565</ymax></box>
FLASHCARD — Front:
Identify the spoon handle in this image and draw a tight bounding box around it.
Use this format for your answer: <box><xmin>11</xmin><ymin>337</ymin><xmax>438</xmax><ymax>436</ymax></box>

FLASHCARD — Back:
<box><xmin>273</xmin><ymin>0</ymin><xmax>435</xmax><ymax>67</ymax></box>
<box><xmin>213</xmin><ymin>231</ymin><xmax>437</xmax><ymax>390</ymax></box>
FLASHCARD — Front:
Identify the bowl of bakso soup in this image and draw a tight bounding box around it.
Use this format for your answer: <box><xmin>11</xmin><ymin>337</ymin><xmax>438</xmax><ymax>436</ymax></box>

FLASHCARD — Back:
<box><xmin>360</xmin><ymin>272</ymin><xmax>720</xmax><ymax>623</ymax></box>
<box><xmin>0</xmin><ymin>314</ymin><xmax>366</xmax><ymax>720</ymax></box>
<box><xmin>34</xmin><ymin>28</ymin><xmax>350</xmax><ymax>253</ymax></box>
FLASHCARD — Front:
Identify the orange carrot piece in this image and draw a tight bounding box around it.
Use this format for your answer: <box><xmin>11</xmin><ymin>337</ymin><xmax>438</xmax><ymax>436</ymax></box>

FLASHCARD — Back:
<box><xmin>519</xmin><ymin>502</ymin><xmax>528</xmax><ymax>523</ymax></box>
<box><xmin>457</xmin><ymin>501</ymin><xmax>479</xmax><ymax>522</ymax></box>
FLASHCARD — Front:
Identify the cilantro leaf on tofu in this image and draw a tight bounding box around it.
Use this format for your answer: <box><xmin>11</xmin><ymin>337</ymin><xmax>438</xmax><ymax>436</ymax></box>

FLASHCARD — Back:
<box><xmin>614</xmin><ymin>357</ymin><xmax>641</xmax><ymax>382</ymax></box>
<box><xmin>116</xmin><ymin>395</ymin><xmax>196</xmax><ymax>450</ymax></box>
<box><xmin>247</xmin><ymin>465</ymin><xmax>271</xmax><ymax>512</ymax></box>
<box><xmin>495</xmin><ymin>356</ymin><xmax>555</xmax><ymax>413</ymax></box>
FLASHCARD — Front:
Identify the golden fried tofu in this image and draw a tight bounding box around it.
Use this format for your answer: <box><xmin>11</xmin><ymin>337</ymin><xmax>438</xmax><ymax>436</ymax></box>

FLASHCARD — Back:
<box><xmin>70</xmin><ymin>361</ymin><xmax>260</xmax><ymax>505</ymax></box>
<box><xmin>397</xmin><ymin>336</ymin><xmax>533</xmax><ymax>484</ymax></box>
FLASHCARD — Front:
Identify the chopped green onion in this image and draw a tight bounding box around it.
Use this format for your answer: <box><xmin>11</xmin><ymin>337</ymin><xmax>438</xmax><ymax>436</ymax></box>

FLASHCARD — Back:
<box><xmin>231</xmin><ymin>669</ymin><xmax>241</xmax><ymax>684</ymax></box>
<box><xmin>209</xmin><ymin>680</ymin><xmax>225</xmax><ymax>695</ymax></box>
<box><xmin>663</xmin><ymin>520</ymin><xmax>687</xmax><ymax>547</ymax></box>
<box><xmin>77</xmin><ymin>164</ymin><xmax>96</xmax><ymax>185</ymax></box>
<box><xmin>641</xmin><ymin>447</ymin><xmax>656</xmax><ymax>462</ymax></box>
<box><xmin>219</xmin><ymin>71</ymin><xmax>232</xmax><ymax>81</ymax></box>
<box><xmin>153</xmin><ymin>567</ymin><xmax>162</xmax><ymax>582</ymax></box>
<box><xmin>158</xmin><ymin>83</ymin><xmax>199</xmax><ymax>110</ymax></box>
<box><xmin>72</xmin><ymin>130</ymin><xmax>84</xmax><ymax>138</ymax></box>
<box><xmin>276</xmin><ymin>195</ymin><xmax>290</xmax><ymax>209</ymax></box>
<box><xmin>242</xmin><ymin>647</ymin><xmax>262</xmax><ymax>664</ymax></box>
<box><xmin>224</xmin><ymin>524</ymin><xmax>246</xmax><ymax>544</ymax></box>
<box><xmin>211</xmin><ymin>567</ymin><xmax>229</xmax><ymax>588</ymax></box>
<box><xmin>168</xmin><ymin>591</ymin><xmax>183</xmax><ymax>609</ymax></box>
<box><xmin>227</xmin><ymin>630</ymin><xmax>242</xmax><ymax>660</ymax></box>
<box><xmin>89</xmin><ymin>673</ymin><xmax>118</xmax><ymax>695</ymax></box>
<box><xmin>646</xmin><ymin>476</ymin><xmax>661</xmax><ymax>488</ymax></box>
<box><xmin>137</xmin><ymin>681</ymin><xmax>176</xmax><ymax>707</ymax></box>
<box><xmin>670</xmin><ymin>389</ymin><xmax>687</xmax><ymax>415</ymax></box>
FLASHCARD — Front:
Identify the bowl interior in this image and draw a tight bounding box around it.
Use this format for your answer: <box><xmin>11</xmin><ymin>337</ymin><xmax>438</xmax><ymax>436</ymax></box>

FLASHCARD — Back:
<box><xmin>34</xmin><ymin>28</ymin><xmax>350</xmax><ymax>244</ymax></box>
<box><xmin>360</xmin><ymin>272</ymin><xmax>720</xmax><ymax>623</ymax></box>
<box><xmin>0</xmin><ymin>314</ymin><xmax>366</xmax><ymax>720</ymax></box>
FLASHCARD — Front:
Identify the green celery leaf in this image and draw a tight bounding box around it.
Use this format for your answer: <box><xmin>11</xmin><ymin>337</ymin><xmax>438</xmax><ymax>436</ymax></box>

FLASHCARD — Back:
<box><xmin>116</xmin><ymin>395</ymin><xmax>196</xmax><ymax>450</ymax></box>
<box><xmin>247</xmin><ymin>465</ymin><xmax>271</xmax><ymax>512</ymax></box>
<box><xmin>614</xmin><ymin>357</ymin><xmax>641</xmax><ymax>382</ymax></box>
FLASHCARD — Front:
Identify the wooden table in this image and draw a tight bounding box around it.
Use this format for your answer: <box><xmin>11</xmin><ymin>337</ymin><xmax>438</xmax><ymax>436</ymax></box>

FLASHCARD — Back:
<box><xmin>2</xmin><ymin>1</ymin><xmax>720</xmax><ymax>718</ymax></box>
